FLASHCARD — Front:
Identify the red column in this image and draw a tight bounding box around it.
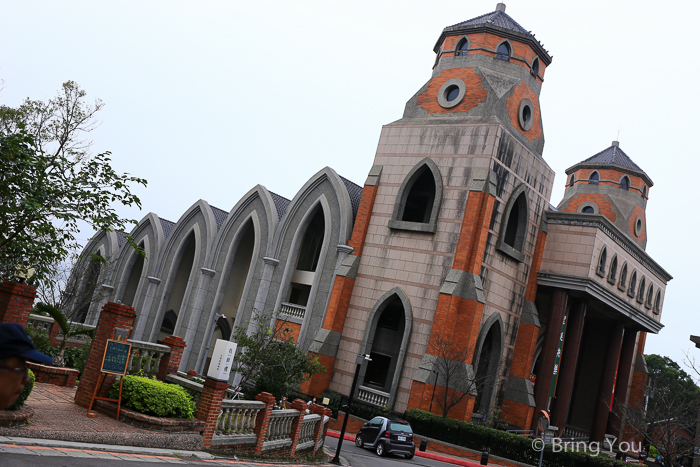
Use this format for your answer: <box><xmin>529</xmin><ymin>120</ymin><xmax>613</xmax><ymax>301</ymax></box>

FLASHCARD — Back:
<box><xmin>74</xmin><ymin>302</ymin><xmax>136</xmax><ymax>408</ymax></box>
<box><xmin>309</xmin><ymin>402</ymin><xmax>332</xmax><ymax>454</ymax></box>
<box><xmin>533</xmin><ymin>288</ymin><xmax>568</xmax><ymax>423</ymax></box>
<box><xmin>551</xmin><ymin>301</ymin><xmax>586</xmax><ymax>434</ymax></box>
<box><xmin>590</xmin><ymin>322</ymin><xmax>624</xmax><ymax>442</ymax></box>
<box><xmin>608</xmin><ymin>328</ymin><xmax>638</xmax><ymax>437</ymax></box>
<box><xmin>289</xmin><ymin>399</ymin><xmax>308</xmax><ymax>455</ymax></box>
<box><xmin>156</xmin><ymin>334</ymin><xmax>187</xmax><ymax>381</ymax></box>
<box><xmin>252</xmin><ymin>392</ymin><xmax>276</xmax><ymax>455</ymax></box>
<box><xmin>196</xmin><ymin>377</ymin><xmax>229</xmax><ymax>449</ymax></box>
<box><xmin>0</xmin><ymin>280</ymin><xmax>37</xmax><ymax>326</ymax></box>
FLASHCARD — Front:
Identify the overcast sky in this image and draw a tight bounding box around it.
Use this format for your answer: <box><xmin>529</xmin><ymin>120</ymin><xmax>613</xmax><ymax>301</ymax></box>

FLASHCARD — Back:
<box><xmin>2</xmin><ymin>0</ymin><xmax>698</xmax><ymax>373</ymax></box>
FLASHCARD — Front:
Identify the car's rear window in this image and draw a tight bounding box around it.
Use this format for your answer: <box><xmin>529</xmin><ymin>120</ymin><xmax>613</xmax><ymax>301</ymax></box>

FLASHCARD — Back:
<box><xmin>389</xmin><ymin>422</ymin><xmax>412</xmax><ymax>433</ymax></box>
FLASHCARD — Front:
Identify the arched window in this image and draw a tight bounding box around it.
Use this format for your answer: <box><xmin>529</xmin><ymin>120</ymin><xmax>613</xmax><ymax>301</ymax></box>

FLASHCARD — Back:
<box><xmin>582</xmin><ymin>206</ymin><xmax>595</xmax><ymax>214</ymax></box>
<box><xmin>646</xmin><ymin>284</ymin><xmax>654</xmax><ymax>308</ymax></box>
<box><xmin>653</xmin><ymin>291</ymin><xmax>661</xmax><ymax>314</ymax></box>
<box><xmin>456</xmin><ymin>37</ymin><xmax>469</xmax><ymax>56</ymax></box>
<box><xmin>608</xmin><ymin>255</ymin><xmax>618</xmax><ymax>284</ymax></box>
<box><xmin>389</xmin><ymin>158</ymin><xmax>443</xmax><ymax>233</ymax></box>
<box><xmin>618</xmin><ymin>263</ymin><xmax>628</xmax><ymax>290</ymax></box>
<box><xmin>286</xmin><ymin>207</ymin><xmax>325</xmax><ymax>310</ymax></box>
<box><xmin>619</xmin><ymin>176</ymin><xmax>630</xmax><ymax>190</ymax></box>
<box><xmin>588</xmin><ymin>172</ymin><xmax>599</xmax><ymax>185</ymax></box>
<box><xmin>531</xmin><ymin>58</ymin><xmax>540</xmax><ymax>77</ymax></box>
<box><xmin>474</xmin><ymin>320</ymin><xmax>502</xmax><ymax>413</ymax></box>
<box><xmin>642</xmin><ymin>185</ymin><xmax>648</xmax><ymax>197</ymax></box>
<box><xmin>597</xmin><ymin>247</ymin><xmax>607</xmax><ymax>276</ymax></box>
<box><xmin>160</xmin><ymin>310</ymin><xmax>177</xmax><ymax>336</ymax></box>
<box><xmin>495</xmin><ymin>42</ymin><xmax>511</xmax><ymax>61</ymax></box>
<box><xmin>568</xmin><ymin>174</ymin><xmax>575</xmax><ymax>186</ymax></box>
<box><xmin>637</xmin><ymin>277</ymin><xmax>646</xmax><ymax>303</ymax></box>
<box><xmin>121</xmin><ymin>241</ymin><xmax>145</xmax><ymax>307</ymax></box>
<box><xmin>628</xmin><ymin>271</ymin><xmax>637</xmax><ymax>297</ymax></box>
<box><xmin>497</xmin><ymin>186</ymin><xmax>529</xmax><ymax>262</ymax></box>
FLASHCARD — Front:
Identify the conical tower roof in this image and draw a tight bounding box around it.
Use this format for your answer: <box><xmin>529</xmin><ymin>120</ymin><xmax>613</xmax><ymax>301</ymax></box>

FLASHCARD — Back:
<box><xmin>566</xmin><ymin>141</ymin><xmax>653</xmax><ymax>186</ymax></box>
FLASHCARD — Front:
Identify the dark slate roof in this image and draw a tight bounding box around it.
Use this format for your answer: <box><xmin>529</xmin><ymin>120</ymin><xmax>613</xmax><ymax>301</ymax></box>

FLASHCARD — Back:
<box><xmin>210</xmin><ymin>206</ymin><xmax>229</xmax><ymax>231</ymax></box>
<box><xmin>159</xmin><ymin>218</ymin><xmax>176</xmax><ymax>240</ymax></box>
<box><xmin>269</xmin><ymin>191</ymin><xmax>291</xmax><ymax>220</ymax></box>
<box><xmin>339</xmin><ymin>176</ymin><xmax>363</xmax><ymax>222</ymax></box>
<box><xmin>581</xmin><ymin>144</ymin><xmax>643</xmax><ymax>171</ymax></box>
<box><xmin>116</xmin><ymin>231</ymin><xmax>128</xmax><ymax>247</ymax></box>
<box><xmin>448</xmin><ymin>9</ymin><xmax>529</xmax><ymax>35</ymax></box>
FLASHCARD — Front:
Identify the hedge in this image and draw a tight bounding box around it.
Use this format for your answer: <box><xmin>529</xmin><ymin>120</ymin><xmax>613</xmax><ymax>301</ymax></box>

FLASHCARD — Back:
<box><xmin>8</xmin><ymin>369</ymin><xmax>35</xmax><ymax>411</ymax></box>
<box><xmin>109</xmin><ymin>375</ymin><xmax>196</xmax><ymax>419</ymax></box>
<box><xmin>405</xmin><ymin>409</ymin><xmax>627</xmax><ymax>467</ymax></box>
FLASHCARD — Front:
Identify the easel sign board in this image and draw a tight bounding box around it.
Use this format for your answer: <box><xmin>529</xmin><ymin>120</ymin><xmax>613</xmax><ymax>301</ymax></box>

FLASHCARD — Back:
<box><xmin>101</xmin><ymin>339</ymin><xmax>131</xmax><ymax>375</ymax></box>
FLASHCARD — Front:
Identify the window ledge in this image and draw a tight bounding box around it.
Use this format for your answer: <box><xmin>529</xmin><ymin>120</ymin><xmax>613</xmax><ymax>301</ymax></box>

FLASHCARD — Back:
<box><xmin>388</xmin><ymin>219</ymin><xmax>437</xmax><ymax>233</ymax></box>
<box><xmin>496</xmin><ymin>240</ymin><xmax>524</xmax><ymax>263</ymax></box>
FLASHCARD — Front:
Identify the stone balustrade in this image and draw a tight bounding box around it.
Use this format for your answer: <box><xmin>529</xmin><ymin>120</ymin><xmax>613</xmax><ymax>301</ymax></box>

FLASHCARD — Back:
<box><xmin>127</xmin><ymin>340</ymin><xmax>171</xmax><ymax>378</ymax></box>
<box><xmin>357</xmin><ymin>385</ymin><xmax>389</xmax><ymax>407</ymax></box>
<box><xmin>211</xmin><ymin>399</ymin><xmax>266</xmax><ymax>447</ymax></box>
<box><xmin>262</xmin><ymin>409</ymin><xmax>297</xmax><ymax>451</ymax></box>
<box><xmin>297</xmin><ymin>413</ymin><xmax>321</xmax><ymax>451</ymax></box>
<box><xmin>279</xmin><ymin>302</ymin><xmax>306</xmax><ymax>320</ymax></box>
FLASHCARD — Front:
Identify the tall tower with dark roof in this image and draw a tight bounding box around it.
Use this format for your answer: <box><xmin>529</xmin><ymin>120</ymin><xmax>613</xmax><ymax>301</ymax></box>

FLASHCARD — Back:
<box><xmin>557</xmin><ymin>141</ymin><xmax>652</xmax><ymax>249</ymax></box>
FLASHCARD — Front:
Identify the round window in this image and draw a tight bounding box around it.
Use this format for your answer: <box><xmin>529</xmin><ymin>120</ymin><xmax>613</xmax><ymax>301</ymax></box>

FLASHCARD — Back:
<box><xmin>445</xmin><ymin>85</ymin><xmax>460</xmax><ymax>102</ymax></box>
<box><xmin>634</xmin><ymin>217</ymin><xmax>643</xmax><ymax>237</ymax></box>
<box><xmin>582</xmin><ymin>206</ymin><xmax>594</xmax><ymax>214</ymax></box>
<box><xmin>518</xmin><ymin>99</ymin><xmax>534</xmax><ymax>131</ymax></box>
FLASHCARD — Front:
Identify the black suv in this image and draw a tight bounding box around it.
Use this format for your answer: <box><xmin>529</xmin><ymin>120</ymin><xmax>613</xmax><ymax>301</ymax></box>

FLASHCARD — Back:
<box><xmin>354</xmin><ymin>416</ymin><xmax>415</xmax><ymax>459</ymax></box>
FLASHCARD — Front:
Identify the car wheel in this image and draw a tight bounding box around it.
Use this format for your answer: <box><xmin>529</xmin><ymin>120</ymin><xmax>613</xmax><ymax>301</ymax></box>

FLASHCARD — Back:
<box><xmin>355</xmin><ymin>434</ymin><xmax>363</xmax><ymax>448</ymax></box>
<box><xmin>405</xmin><ymin>453</ymin><xmax>414</xmax><ymax>460</ymax></box>
<box><xmin>376</xmin><ymin>442</ymin><xmax>385</xmax><ymax>457</ymax></box>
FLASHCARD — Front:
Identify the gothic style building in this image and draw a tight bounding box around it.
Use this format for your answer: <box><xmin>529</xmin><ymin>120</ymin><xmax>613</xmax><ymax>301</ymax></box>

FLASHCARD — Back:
<box><xmin>74</xmin><ymin>3</ymin><xmax>671</xmax><ymax>441</ymax></box>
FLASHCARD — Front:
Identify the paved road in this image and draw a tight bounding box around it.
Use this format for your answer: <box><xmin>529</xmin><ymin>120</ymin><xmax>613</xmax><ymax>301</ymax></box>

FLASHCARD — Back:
<box><xmin>324</xmin><ymin>434</ymin><xmax>460</xmax><ymax>467</ymax></box>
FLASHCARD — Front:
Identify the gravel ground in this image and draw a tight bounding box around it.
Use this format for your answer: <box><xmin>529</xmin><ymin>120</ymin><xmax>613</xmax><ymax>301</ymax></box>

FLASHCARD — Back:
<box><xmin>0</xmin><ymin>383</ymin><xmax>202</xmax><ymax>451</ymax></box>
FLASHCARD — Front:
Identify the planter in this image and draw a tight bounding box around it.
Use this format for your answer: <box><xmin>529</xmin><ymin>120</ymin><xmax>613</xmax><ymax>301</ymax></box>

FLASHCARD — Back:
<box><xmin>94</xmin><ymin>400</ymin><xmax>205</xmax><ymax>434</ymax></box>
<box><xmin>0</xmin><ymin>406</ymin><xmax>34</xmax><ymax>427</ymax></box>
<box><xmin>27</xmin><ymin>362</ymin><xmax>79</xmax><ymax>388</ymax></box>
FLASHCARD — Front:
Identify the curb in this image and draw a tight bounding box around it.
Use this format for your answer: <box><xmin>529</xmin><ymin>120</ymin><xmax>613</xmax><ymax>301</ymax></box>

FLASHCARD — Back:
<box><xmin>0</xmin><ymin>435</ymin><xmax>215</xmax><ymax>459</ymax></box>
<box><xmin>326</xmin><ymin>430</ymin><xmax>484</xmax><ymax>467</ymax></box>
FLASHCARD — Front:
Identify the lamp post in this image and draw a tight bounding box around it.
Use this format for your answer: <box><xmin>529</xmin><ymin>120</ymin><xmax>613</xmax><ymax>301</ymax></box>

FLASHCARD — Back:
<box><xmin>331</xmin><ymin>353</ymin><xmax>371</xmax><ymax>465</ymax></box>
<box><xmin>198</xmin><ymin>312</ymin><xmax>226</xmax><ymax>375</ymax></box>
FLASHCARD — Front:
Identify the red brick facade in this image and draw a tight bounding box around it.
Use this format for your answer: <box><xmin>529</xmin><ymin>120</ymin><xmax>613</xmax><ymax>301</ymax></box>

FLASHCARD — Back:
<box><xmin>0</xmin><ymin>280</ymin><xmax>37</xmax><ymax>326</ymax></box>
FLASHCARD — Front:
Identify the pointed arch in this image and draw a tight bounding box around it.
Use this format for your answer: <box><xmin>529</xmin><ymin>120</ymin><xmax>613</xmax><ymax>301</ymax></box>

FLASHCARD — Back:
<box><xmin>619</xmin><ymin>175</ymin><xmax>630</xmax><ymax>190</ymax></box>
<box><xmin>495</xmin><ymin>40</ymin><xmax>511</xmax><ymax>61</ymax></box>
<box><xmin>618</xmin><ymin>262</ymin><xmax>628</xmax><ymax>291</ymax></box>
<box><xmin>531</xmin><ymin>57</ymin><xmax>540</xmax><ymax>77</ymax></box>
<box><xmin>568</xmin><ymin>174</ymin><xmax>575</xmax><ymax>186</ymax></box>
<box><xmin>356</xmin><ymin>287</ymin><xmax>413</xmax><ymax>410</ymax></box>
<box><xmin>596</xmin><ymin>246</ymin><xmax>607</xmax><ymax>277</ymax></box>
<box><xmin>389</xmin><ymin>157</ymin><xmax>443</xmax><ymax>233</ymax></box>
<box><xmin>607</xmin><ymin>254</ymin><xmax>618</xmax><ymax>284</ymax></box>
<box><xmin>473</xmin><ymin>313</ymin><xmax>504</xmax><ymax>413</ymax></box>
<box><xmin>637</xmin><ymin>276</ymin><xmax>646</xmax><ymax>303</ymax></box>
<box><xmin>497</xmin><ymin>184</ymin><xmax>529</xmax><ymax>262</ymax></box>
<box><xmin>646</xmin><ymin>284</ymin><xmax>654</xmax><ymax>308</ymax></box>
<box><xmin>455</xmin><ymin>36</ymin><xmax>469</xmax><ymax>56</ymax></box>
<box><xmin>653</xmin><ymin>291</ymin><xmax>662</xmax><ymax>314</ymax></box>
<box><xmin>588</xmin><ymin>171</ymin><xmax>600</xmax><ymax>185</ymax></box>
<box><xmin>628</xmin><ymin>270</ymin><xmax>637</xmax><ymax>298</ymax></box>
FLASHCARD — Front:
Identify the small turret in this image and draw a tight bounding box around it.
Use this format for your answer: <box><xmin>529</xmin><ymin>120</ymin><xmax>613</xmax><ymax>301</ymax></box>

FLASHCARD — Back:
<box><xmin>557</xmin><ymin>141</ymin><xmax>652</xmax><ymax>249</ymax></box>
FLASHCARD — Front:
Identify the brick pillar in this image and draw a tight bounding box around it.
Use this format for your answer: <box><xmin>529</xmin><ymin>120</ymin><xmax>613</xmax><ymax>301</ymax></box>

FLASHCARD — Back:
<box><xmin>0</xmin><ymin>280</ymin><xmax>37</xmax><ymax>326</ymax></box>
<box><xmin>301</xmin><ymin>168</ymin><xmax>381</xmax><ymax>396</ymax></box>
<box><xmin>252</xmin><ymin>392</ymin><xmax>276</xmax><ymax>455</ymax></box>
<box><xmin>309</xmin><ymin>402</ymin><xmax>332</xmax><ymax>454</ymax></box>
<box><xmin>532</xmin><ymin>288</ymin><xmax>568</xmax><ymax>427</ymax></box>
<box><xmin>608</xmin><ymin>328</ymin><xmax>638</xmax><ymax>438</ymax></box>
<box><xmin>48</xmin><ymin>319</ymin><xmax>61</xmax><ymax>346</ymax></box>
<box><xmin>590</xmin><ymin>321</ymin><xmax>624</xmax><ymax>442</ymax></box>
<box><xmin>156</xmin><ymin>334</ymin><xmax>187</xmax><ymax>381</ymax></box>
<box><xmin>195</xmin><ymin>377</ymin><xmax>229</xmax><ymax>449</ymax></box>
<box><xmin>289</xmin><ymin>399</ymin><xmax>308</xmax><ymax>455</ymax></box>
<box><xmin>551</xmin><ymin>300</ymin><xmax>587</xmax><ymax>434</ymax></box>
<box><xmin>75</xmin><ymin>302</ymin><xmax>136</xmax><ymax>408</ymax></box>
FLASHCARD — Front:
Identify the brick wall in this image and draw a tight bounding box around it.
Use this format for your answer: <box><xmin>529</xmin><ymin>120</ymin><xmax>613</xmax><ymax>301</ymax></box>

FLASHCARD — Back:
<box><xmin>0</xmin><ymin>281</ymin><xmax>37</xmax><ymax>326</ymax></box>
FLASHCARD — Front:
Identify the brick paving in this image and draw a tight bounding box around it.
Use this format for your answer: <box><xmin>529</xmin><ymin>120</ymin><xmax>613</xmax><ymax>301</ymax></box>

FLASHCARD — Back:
<box><xmin>0</xmin><ymin>383</ymin><xmax>202</xmax><ymax>450</ymax></box>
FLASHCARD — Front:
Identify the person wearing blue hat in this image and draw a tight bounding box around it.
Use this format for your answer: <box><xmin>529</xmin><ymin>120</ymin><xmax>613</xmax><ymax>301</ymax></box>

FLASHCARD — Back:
<box><xmin>0</xmin><ymin>323</ymin><xmax>54</xmax><ymax>410</ymax></box>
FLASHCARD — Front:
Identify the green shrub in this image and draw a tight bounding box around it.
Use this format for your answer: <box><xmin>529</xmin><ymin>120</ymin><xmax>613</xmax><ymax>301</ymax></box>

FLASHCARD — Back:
<box><xmin>109</xmin><ymin>375</ymin><xmax>196</xmax><ymax>419</ymax></box>
<box><xmin>405</xmin><ymin>409</ymin><xmax>627</xmax><ymax>467</ymax></box>
<box><xmin>63</xmin><ymin>341</ymin><xmax>91</xmax><ymax>374</ymax></box>
<box><xmin>25</xmin><ymin>325</ymin><xmax>53</xmax><ymax>356</ymax></box>
<box><xmin>8</xmin><ymin>369</ymin><xmax>35</xmax><ymax>411</ymax></box>
<box><xmin>648</xmin><ymin>446</ymin><xmax>658</xmax><ymax>458</ymax></box>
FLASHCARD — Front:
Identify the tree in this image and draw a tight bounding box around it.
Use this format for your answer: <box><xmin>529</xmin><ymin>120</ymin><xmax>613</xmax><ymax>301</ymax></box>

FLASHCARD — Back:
<box><xmin>617</xmin><ymin>354</ymin><xmax>700</xmax><ymax>466</ymax></box>
<box><xmin>0</xmin><ymin>81</ymin><xmax>146</xmax><ymax>284</ymax></box>
<box><xmin>232</xmin><ymin>309</ymin><xmax>325</xmax><ymax>400</ymax></box>
<box><xmin>428</xmin><ymin>333</ymin><xmax>502</xmax><ymax>419</ymax></box>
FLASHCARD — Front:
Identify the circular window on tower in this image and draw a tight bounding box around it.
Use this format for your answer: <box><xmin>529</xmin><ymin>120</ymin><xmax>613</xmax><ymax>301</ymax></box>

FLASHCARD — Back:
<box><xmin>437</xmin><ymin>78</ymin><xmax>466</xmax><ymax>109</ymax></box>
<box><xmin>518</xmin><ymin>98</ymin><xmax>534</xmax><ymax>131</ymax></box>
<box><xmin>579</xmin><ymin>203</ymin><xmax>598</xmax><ymax>214</ymax></box>
<box><xmin>634</xmin><ymin>216</ymin><xmax>644</xmax><ymax>237</ymax></box>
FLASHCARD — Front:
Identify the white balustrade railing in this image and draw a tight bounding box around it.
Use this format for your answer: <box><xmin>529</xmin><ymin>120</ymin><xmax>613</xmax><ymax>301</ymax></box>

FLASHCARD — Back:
<box><xmin>316</xmin><ymin>415</ymin><xmax>329</xmax><ymax>450</ymax></box>
<box><xmin>28</xmin><ymin>314</ymin><xmax>54</xmax><ymax>333</ymax></box>
<box><xmin>262</xmin><ymin>409</ymin><xmax>297</xmax><ymax>451</ymax></box>
<box><xmin>211</xmin><ymin>399</ymin><xmax>267</xmax><ymax>446</ymax></box>
<box><xmin>357</xmin><ymin>385</ymin><xmax>389</xmax><ymax>408</ymax></box>
<box><xmin>166</xmin><ymin>374</ymin><xmax>203</xmax><ymax>405</ymax></box>
<box><xmin>562</xmin><ymin>425</ymin><xmax>589</xmax><ymax>442</ymax></box>
<box><xmin>127</xmin><ymin>340</ymin><xmax>171</xmax><ymax>378</ymax></box>
<box><xmin>280</xmin><ymin>302</ymin><xmax>306</xmax><ymax>320</ymax></box>
<box><xmin>297</xmin><ymin>413</ymin><xmax>321</xmax><ymax>451</ymax></box>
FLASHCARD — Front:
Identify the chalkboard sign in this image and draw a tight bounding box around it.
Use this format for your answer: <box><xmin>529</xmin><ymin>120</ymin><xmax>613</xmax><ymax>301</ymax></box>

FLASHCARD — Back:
<box><xmin>100</xmin><ymin>340</ymin><xmax>131</xmax><ymax>375</ymax></box>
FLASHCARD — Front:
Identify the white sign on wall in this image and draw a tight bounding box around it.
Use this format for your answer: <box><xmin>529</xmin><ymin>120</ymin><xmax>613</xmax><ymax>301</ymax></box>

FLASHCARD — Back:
<box><xmin>207</xmin><ymin>339</ymin><xmax>238</xmax><ymax>381</ymax></box>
